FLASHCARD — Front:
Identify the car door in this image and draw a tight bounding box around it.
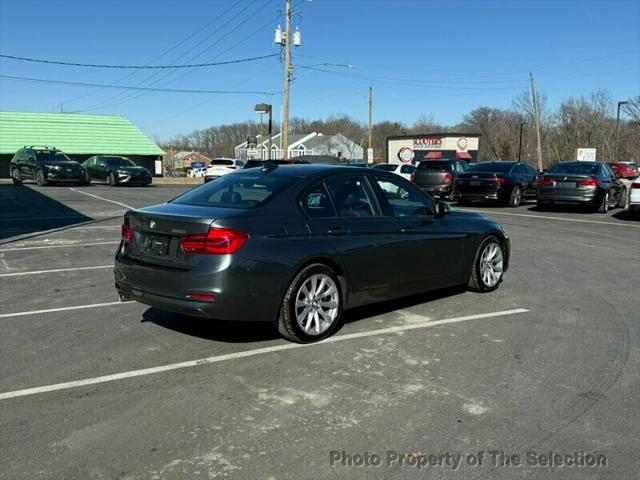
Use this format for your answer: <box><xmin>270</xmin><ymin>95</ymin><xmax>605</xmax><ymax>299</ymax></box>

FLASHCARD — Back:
<box><xmin>369</xmin><ymin>173</ymin><xmax>467</xmax><ymax>285</ymax></box>
<box><xmin>23</xmin><ymin>150</ymin><xmax>37</xmax><ymax>178</ymax></box>
<box><xmin>304</xmin><ymin>174</ymin><xmax>403</xmax><ymax>293</ymax></box>
<box><xmin>600</xmin><ymin>163</ymin><xmax>623</xmax><ymax>205</ymax></box>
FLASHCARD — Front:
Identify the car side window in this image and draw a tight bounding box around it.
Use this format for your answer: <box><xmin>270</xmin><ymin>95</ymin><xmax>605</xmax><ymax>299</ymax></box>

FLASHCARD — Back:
<box><xmin>601</xmin><ymin>164</ymin><xmax>614</xmax><ymax>179</ymax></box>
<box><xmin>400</xmin><ymin>164</ymin><xmax>415</xmax><ymax>174</ymax></box>
<box><xmin>324</xmin><ymin>176</ymin><xmax>376</xmax><ymax>218</ymax></box>
<box><xmin>372</xmin><ymin>175</ymin><xmax>434</xmax><ymax>217</ymax></box>
<box><xmin>301</xmin><ymin>183</ymin><xmax>336</xmax><ymax>218</ymax></box>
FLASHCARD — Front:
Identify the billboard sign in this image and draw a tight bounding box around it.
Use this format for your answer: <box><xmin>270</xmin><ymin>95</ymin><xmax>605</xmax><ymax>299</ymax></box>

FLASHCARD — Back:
<box><xmin>576</xmin><ymin>148</ymin><xmax>596</xmax><ymax>161</ymax></box>
<box><xmin>191</xmin><ymin>161</ymin><xmax>206</xmax><ymax>168</ymax></box>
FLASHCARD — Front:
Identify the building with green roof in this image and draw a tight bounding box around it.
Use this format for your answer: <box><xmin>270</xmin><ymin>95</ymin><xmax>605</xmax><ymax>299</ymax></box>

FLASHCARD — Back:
<box><xmin>0</xmin><ymin>111</ymin><xmax>165</xmax><ymax>177</ymax></box>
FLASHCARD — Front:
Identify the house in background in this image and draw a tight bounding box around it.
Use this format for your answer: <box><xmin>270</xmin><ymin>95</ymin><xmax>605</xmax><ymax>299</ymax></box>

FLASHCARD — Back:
<box><xmin>163</xmin><ymin>151</ymin><xmax>213</xmax><ymax>172</ymax></box>
<box><xmin>0</xmin><ymin>111</ymin><xmax>165</xmax><ymax>177</ymax></box>
<box><xmin>235</xmin><ymin>132</ymin><xmax>363</xmax><ymax>161</ymax></box>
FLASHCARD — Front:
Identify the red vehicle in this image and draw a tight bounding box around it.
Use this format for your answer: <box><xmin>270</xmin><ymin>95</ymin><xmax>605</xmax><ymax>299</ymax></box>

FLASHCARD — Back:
<box><xmin>608</xmin><ymin>162</ymin><xmax>639</xmax><ymax>179</ymax></box>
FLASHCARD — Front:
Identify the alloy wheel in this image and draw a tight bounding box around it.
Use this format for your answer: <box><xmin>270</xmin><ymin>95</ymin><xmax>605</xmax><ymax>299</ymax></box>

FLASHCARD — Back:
<box><xmin>479</xmin><ymin>242</ymin><xmax>504</xmax><ymax>288</ymax></box>
<box><xmin>294</xmin><ymin>273</ymin><xmax>339</xmax><ymax>335</ymax></box>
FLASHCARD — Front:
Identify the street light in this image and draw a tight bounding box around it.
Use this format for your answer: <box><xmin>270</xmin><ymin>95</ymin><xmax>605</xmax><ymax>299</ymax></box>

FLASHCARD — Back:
<box><xmin>255</xmin><ymin>103</ymin><xmax>273</xmax><ymax>161</ymax></box>
<box><xmin>518</xmin><ymin>122</ymin><xmax>527</xmax><ymax>162</ymax></box>
<box><xmin>614</xmin><ymin>100</ymin><xmax>629</xmax><ymax>162</ymax></box>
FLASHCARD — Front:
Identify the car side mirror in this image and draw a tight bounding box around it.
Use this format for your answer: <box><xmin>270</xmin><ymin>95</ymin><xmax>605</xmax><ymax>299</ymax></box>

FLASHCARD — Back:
<box><xmin>435</xmin><ymin>201</ymin><xmax>449</xmax><ymax>218</ymax></box>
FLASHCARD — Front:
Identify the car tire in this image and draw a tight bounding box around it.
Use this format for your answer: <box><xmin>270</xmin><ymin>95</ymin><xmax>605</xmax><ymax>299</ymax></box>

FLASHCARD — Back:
<box><xmin>35</xmin><ymin>170</ymin><xmax>47</xmax><ymax>186</ymax></box>
<box><xmin>598</xmin><ymin>192</ymin><xmax>609</xmax><ymax>213</ymax></box>
<box><xmin>508</xmin><ymin>185</ymin><xmax>522</xmax><ymax>207</ymax></box>
<box><xmin>467</xmin><ymin>235</ymin><xmax>505</xmax><ymax>293</ymax></box>
<box><xmin>616</xmin><ymin>188</ymin><xmax>627</xmax><ymax>209</ymax></box>
<box><xmin>277</xmin><ymin>263</ymin><xmax>343</xmax><ymax>343</ymax></box>
<box><xmin>108</xmin><ymin>172</ymin><xmax>117</xmax><ymax>186</ymax></box>
<box><xmin>84</xmin><ymin>171</ymin><xmax>91</xmax><ymax>185</ymax></box>
<box><xmin>11</xmin><ymin>168</ymin><xmax>22</xmax><ymax>184</ymax></box>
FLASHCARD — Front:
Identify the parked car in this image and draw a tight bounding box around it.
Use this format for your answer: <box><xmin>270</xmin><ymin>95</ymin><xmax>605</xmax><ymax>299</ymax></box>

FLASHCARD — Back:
<box><xmin>628</xmin><ymin>177</ymin><xmax>640</xmax><ymax>218</ymax></box>
<box><xmin>188</xmin><ymin>167</ymin><xmax>206</xmax><ymax>178</ymax></box>
<box><xmin>453</xmin><ymin>161</ymin><xmax>538</xmax><ymax>207</ymax></box>
<box><xmin>204</xmin><ymin>159</ymin><xmax>245</xmax><ymax>182</ymax></box>
<box><xmin>115</xmin><ymin>164</ymin><xmax>510</xmax><ymax>343</ymax></box>
<box><xmin>82</xmin><ymin>156</ymin><xmax>152</xmax><ymax>186</ymax></box>
<box><xmin>537</xmin><ymin>161</ymin><xmax>626</xmax><ymax>213</ymax></box>
<box><xmin>10</xmin><ymin>146</ymin><xmax>85</xmax><ymax>186</ymax></box>
<box><xmin>608</xmin><ymin>162</ymin><xmax>639</xmax><ymax>179</ymax></box>
<box><xmin>412</xmin><ymin>159</ymin><xmax>468</xmax><ymax>199</ymax></box>
<box><xmin>371</xmin><ymin>162</ymin><xmax>415</xmax><ymax>181</ymax></box>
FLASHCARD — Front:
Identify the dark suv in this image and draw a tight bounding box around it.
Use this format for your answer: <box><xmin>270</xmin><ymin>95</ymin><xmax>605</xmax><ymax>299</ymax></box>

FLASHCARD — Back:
<box><xmin>412</xmin><ymin>159</ymin><xmax>468</xmax><ymax>199</ymax></box>
<box><xmin>81</xmin><ymin>155</ymin><xmax>152</xmax><ymax>186</ymax></box>
<box><xmin>10</xmin><ymin>146</ymin><xmax>85</xmax><ymax>186</ymax></box>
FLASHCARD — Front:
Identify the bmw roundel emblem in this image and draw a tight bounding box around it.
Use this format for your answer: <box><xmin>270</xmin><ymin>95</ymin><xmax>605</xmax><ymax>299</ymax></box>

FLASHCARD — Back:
<box><xmin>149</xmin><ymin>220</ymin><xmax>156</xmax><ymax>229</ymax></box>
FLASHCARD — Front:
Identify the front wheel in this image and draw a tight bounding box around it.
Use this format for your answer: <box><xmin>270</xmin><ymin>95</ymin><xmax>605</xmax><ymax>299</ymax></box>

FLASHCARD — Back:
<box><xmin>84</xmin><ymin>171</ymin><xmax>91</xmax><ymax>185</ymax></box>
<box><xmin>468</xmin><ymin>236</ymin><xmax>505</xmax><ymax>293</ymax></box>
<box><xmin>35</xmin><ymin>170</ymin><xmax>47</xmax><ymax>186</ymax></box>
<box><xmin>508</xmin><ymin>185</ymin><xmax>522</xmax><ymax>207</ymax></box>
<box><xmin>108</xmin><ymin>172</ymin><xmax>117</xmax><ymax>186</ymax></box>
<box><xmin>11</xmin><ymin>168</ymin><xmax>22</xmax><ymax>184</ymax></box>
<box><xmin>277</xmin><ymin>264</ymin><xmax>342</xmax><ymax>343</ymax></box>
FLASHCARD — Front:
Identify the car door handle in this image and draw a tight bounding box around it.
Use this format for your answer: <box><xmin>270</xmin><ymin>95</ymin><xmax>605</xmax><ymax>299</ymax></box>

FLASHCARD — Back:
<box><xmin>400</xmin><ymin>226</ymin><xmax>418</xmax><ymax>234</ymax></box>
<box><xmin>327</xmin><ymin>227</ymin><xmax>348</xmax><ymax>236</ymax></box>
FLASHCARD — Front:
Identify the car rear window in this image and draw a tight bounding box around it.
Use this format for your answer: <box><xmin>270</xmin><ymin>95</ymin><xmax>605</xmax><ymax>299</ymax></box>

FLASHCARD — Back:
<box><xmin>548</xmin><ymin>163</ymin><xmax>599</xmax><ymax>175</ymax></box>
<box><xmin>35</xmin><ymin>150</ymin><xmax>71</xmax><ymax>162</ymax></box>
<box><xmin>418</xmin><ymin>161</ymin><xmax>452</xmax><ymax>171</ymax></box>
<box><xmin>467</xmin><ymin>163</ymin><xmax>514</xmax><ymax>173</ymax></box>
<box><xmin>210</xmin><ymin>159</ymin><xmax>234</xmax><ymax>166</ymax></box>
<box><xmin>372</xmin><ymin>164</ymin><xmax>397</xmax><ymax>171</ymax></box>
<box><xmin>171</xmin><ymin>173</ymin><xmax>296</xmax><ymax>209</ymax></box>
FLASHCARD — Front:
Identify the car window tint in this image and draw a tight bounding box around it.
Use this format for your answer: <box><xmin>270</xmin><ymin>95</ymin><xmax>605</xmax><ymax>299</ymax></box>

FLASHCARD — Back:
<box><xmin>400</xmin><ymin>164</ymin><xmax>415</xmax><ymax>174</ymax></box>
<box><xmin>373</xmin><ymin>176</ymin><xmax>434</xmax><ymax>217</ymax></box>
<box><xmin>172</xmin><ymin>173</ymin><xmax>295</xmax><ymax>209</ymax></box>
<box><xmin>210</xmin><ymin>159</ymin><xmax>234</xmax><ymax>166</ymax></box>
<box><xmin>325</xmin><ymin>176</ymin><xmax>376</xmax><ymax>218</ymax></box>
<box><xmin>302</xmin><ymin>183</ymin><xmax>336</xmax><ymax>218</ymax></box>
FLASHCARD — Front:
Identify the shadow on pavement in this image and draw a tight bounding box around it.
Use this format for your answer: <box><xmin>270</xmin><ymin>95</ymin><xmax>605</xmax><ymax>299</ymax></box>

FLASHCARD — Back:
<box><xmin>0</xmin><ymin>184</ymin><xmax>93</xmax><ymax>242</ymax></box>
<box><xmin>142</xmin><ymin>285</ymin><xmax>468</xmax><ymax>343</ymax></box>
<box><xmin>612</xmin><ymin>210</ymin><xmax>639</xmax><ymax>222</ymax></box>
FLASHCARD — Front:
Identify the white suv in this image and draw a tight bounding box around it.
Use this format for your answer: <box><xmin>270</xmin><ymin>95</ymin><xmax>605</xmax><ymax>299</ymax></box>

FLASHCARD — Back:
<box><xmin>204</xmin><ymin>159</ymin><xmax>245</xmax><ymax>182</ymax></box>
<box><xmin>628</xmin><ymin>177</ymin><xmax>640</xmax><ymax>218</ymax></box>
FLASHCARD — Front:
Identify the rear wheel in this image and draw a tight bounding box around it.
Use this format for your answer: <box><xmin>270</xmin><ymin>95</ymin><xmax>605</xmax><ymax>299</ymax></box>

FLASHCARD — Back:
<box><xmin>84</xmin><ymin>171</ymin><xmax>91</xmax><ymax>185</ymax></box>
<box><xmin>108</xmin><ymin>172</ymin><xmax>117</xmax><ymax>186</ymax></box>
<box><xmin>277</xmin><ymin>264</ymin><xmax>342</xmax><ymax>343</ymax></box>
<box><xmin>35</xmin><ymin>170</ymin><xmax>47</xmax><ymax>186</ymax></box>
<box><xmin>598</xmin><ymin>192</ymin><xmax>609</xmax><ymax>213</ymax></box>
<box><xmin>468</xmin><ymin>236</ymin><xmax>505</xmax><ymax>293</ymax></box>
<box><xmin>508</xmin><ymin>185</ymin><xmax>522</xmax><ymax>207</ymax></box>
<box><xmin>11</xmin><ymin>168</ymin><xmax>22</xmax><ymax>184</ymax></box>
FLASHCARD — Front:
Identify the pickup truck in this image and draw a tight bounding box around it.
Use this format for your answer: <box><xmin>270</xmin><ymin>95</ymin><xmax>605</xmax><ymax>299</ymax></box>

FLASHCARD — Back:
<box><xmin>411</xmin><ymin>159</ymin><xmax>469</xmax><ymax>199</ymax></box>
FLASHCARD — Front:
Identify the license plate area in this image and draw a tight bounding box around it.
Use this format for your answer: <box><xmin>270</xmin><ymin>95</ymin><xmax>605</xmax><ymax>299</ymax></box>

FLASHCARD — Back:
<box><xmin>470</xmin><ymin>180</ymin><xmax>482</xmax><ymax>186</ymax></box>
<box><xmin>145</xmin><ymin>234</ymin><xmax>170</xmax><ymax>255</ymax></box>
<box><xmin>555</xmin><ymin>181</ymin><xmax>576</xmax><ymax>188</ymax></box>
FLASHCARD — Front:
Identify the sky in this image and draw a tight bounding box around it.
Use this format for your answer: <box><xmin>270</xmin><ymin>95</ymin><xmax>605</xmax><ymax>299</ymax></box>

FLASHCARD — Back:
<box><xmin>0</xmin><ymin>0</ymin><xmax>638</xmax><ymax>141</ymax></box>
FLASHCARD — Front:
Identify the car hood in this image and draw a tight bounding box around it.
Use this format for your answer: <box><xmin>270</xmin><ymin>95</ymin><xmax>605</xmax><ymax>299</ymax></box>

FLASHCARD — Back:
<box><xmin>115</xmin><ymin>166</ymin><xmax>150</xmax><ymax>174</ymax></box>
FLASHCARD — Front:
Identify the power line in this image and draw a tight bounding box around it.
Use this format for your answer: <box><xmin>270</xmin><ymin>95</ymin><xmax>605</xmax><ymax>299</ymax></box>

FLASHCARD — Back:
<box><xmin>0</xmin><ymin>53</ymin><xmax>279</xmax><ymax>69</ymax></box>
<box><xmin>0</xmin><ymin>75</ymin><xmax>276</xmax><ymax>95</ymax></box>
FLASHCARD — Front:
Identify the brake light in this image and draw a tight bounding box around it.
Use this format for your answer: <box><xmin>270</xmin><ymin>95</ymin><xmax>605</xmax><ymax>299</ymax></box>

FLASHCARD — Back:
<box><xmin>121</xmin><ymin>224</ymin><xmax>133</xmax><ymax>243</ymax></box>
<box><xmin>444</xmin><ymin>172</ymin><xmax>452</xmax><ymax>184</ymax></box>
<box><xmin>538</xmin><ymin>177</ymin><xmax>554</xmax><ymax>186</ymax></box>
<box><xmin>187</xmin><ymin>293</ymin><xmax>216</xmax><ymax>302</ymax></box>
<box><xmin>578</xmin><ymin>177</ymin><xmax>598</xmax><ymax>187</ymax></box>
<box><xmin>488</xmin><ymin>176</ymin><xmax>506</xmax><ymax>185</ymax></box>
<box><xmin>181</xmin><ymin>227</ymin><xmax>248</xmax><ymax>254</ymax></box>
<box><xmin>631</xmin><ymin>182</ymin><xmax>640</xmax><ymax>189</ymax></box>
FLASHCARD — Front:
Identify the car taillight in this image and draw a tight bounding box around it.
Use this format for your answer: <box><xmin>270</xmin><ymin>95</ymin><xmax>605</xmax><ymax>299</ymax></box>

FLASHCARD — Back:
<box><xmin>488</xmin><ymin>176</ymin><xmax>506</xmax><ymax>185</ymax></box>
<box><xmin>121</xmin><ymin>224</ymin><xmax>133</xmax><ymax>243</ymax></box>
<box><xmin>538</xmin><ymin>177</ymin><xmax>553</xmax><ymax>186</ymax></box>
<box><xmin>578</xmin><ymin>177</ymin><xmax>598</xmax><ymax>187</ymax></box>
<box><xmin>444</xmin><ymin>172</ymin><xmax>452</xmax><ymax>184</ymax></box>
<box><xmin>181</xmin><ymin>227</ymin><xmax>248</xmax><ymax>255</ymax></box>
<box><xmin>410</xmin><ymin>172</ymin><xmax>416</xmax><ymax>182</ymax></box>
<box><xmin>186</xmin><ymin>293</ymin><xmax>216</xmax><ymax>302</ymax></box>
<box><xmin>228</xmin><ymin>166</ymin><xmax>237</xmax><ymax>170</ymax></box>
<box><xmin>631</xmin><ymin>182</ymin><xmax>640</xmax><ymax>189</ymax></box>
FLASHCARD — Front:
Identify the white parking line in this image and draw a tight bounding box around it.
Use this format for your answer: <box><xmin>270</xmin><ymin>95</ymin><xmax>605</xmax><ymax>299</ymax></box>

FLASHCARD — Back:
<box><xmin>0</xmin><ymin>241</ymin><xmax>118</xmax><ymax>252</ymax></box>
<box><xmin>0</xmin><ymin>265</ymin><xmax>112</xmax><ymax>277</ymax></box>
<box><xmin>456</xmin><ymin>208</ymin><xmax>640</xmax><ymax>228</ymax></box>
<box><xmin>0</xmin><ymin>301</ymin><xmax>133</xmax><ymax>319</ymax></box>
<box><xmin>0</xmin><ymin>308</ymin><xmax>528</xmax><ymax>400</ymax></box>
<box><xmin>69</xmin><ymin>188</ymin><xmax>135</xmax><ymax>210</ymax></box>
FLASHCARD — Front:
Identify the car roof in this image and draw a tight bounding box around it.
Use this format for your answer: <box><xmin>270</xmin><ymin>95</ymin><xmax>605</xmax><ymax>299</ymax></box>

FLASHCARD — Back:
<box><xmin>235</xmin><ymin>163</ymin><xmax>377</xmax><ymax>179</ymax></box>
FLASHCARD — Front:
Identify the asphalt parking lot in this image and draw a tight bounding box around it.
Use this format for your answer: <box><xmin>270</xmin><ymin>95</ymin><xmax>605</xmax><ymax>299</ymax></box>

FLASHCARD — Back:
<box><xmin>1</xmin><ymin>182</ymin><xmax>639</xmax><ymax>480</ymax></box>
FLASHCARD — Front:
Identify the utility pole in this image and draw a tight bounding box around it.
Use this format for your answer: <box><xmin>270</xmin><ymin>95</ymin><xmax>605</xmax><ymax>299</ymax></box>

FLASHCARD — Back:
<box><xmin>518</xmin><ymin>122</ymin><xmax>527</xmax><ymax>162</ymax></box>
<box><xmin>368</xmin><ymin>86</ymin><xmax>373</xmax><ymax>162</ymax></box>
<box><xmin>282</xmin><ymin>0</ymin><xmax>292</xmax><ymax>161</ymax></box>
<box><xmin>614</xmin><ymin>100</ymin><xmax>628</xmax><ymax>162</ymax></box>
<box><xmin>529</xmin><ymin>72</ymin><xmax>543</xmax><ymax>172</ymax></box>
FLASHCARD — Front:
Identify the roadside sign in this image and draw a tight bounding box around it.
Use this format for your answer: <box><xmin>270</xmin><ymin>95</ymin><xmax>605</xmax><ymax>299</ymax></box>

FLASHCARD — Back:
<box><xmin>367</xmin><ymin>148</ymin><xmax>374</xmax><ymax>164</ymax></box>
<box><xmin>398</xmin><ymin>146</ymin><xmax>414</xmax><ymax>163</ymax></box>
<box><xmin>191</xmin><ymin>161</ymin><xmax>206</xmax><ymax>168</ymax></box>
<box><xmin>576</xmin><ymin>148</ymin><xmax>596</xmax><ymax>161</ymax></box>
<box><xmin>247</xmin><ymin>136</ymin><xmax>258</xmax><ymax>148</ymax></box>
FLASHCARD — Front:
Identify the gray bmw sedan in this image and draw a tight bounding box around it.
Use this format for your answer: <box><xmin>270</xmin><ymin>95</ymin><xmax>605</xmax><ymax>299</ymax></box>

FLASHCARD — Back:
<box><xmin>115</xmin><ymin>163</ymin><xmax>510</xmax><ymax>342</ymax></box>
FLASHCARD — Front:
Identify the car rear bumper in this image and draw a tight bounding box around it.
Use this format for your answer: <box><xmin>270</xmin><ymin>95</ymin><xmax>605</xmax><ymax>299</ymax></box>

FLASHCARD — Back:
<box><xmin>114</xmin><ymin>249</ymin><xmax>283</xmax><ymax>322</ymax></box>
<box><xmin>536</xmin><ymin>188</ymin><xmax>601</xmax><ymax>205</ymax></box>
<box><xmin>417</xmin><ymin>184</ymin><xmax>452</xmax><ymax>196</ymax></box>
<box><xmin>452</xmin><ymin>188</ymin><xmax>505</xmax><ymax>202</ymax></box>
